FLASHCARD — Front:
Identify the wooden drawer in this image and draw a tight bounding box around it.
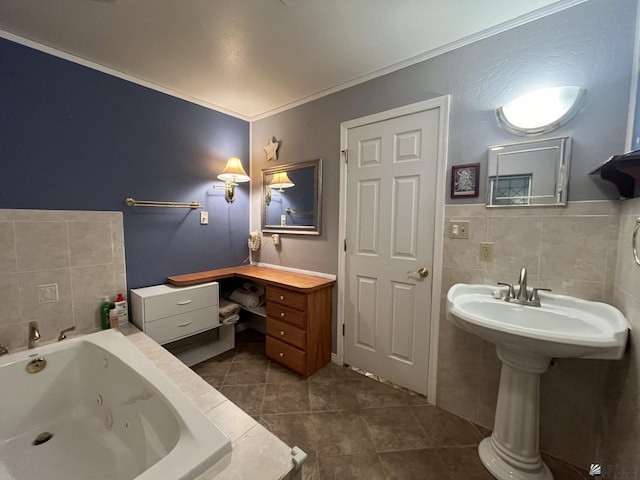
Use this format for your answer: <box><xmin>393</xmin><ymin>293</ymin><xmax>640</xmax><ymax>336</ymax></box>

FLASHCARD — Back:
<box><xmin>266</xmin><ymin>302</ymin><xmax>307</xmax><ymax>329</ymax></box>
<box><xmin>143</xmin><ymin>285</ymin><xmax>217</xmax><ymax>322</ymax></box>
<box><xmin>145</xmin><ymin>306</ymin><xmax>218</xmax><ymax>344</ymax></box>
<box><xmin>267</xmin><ymin>318</ymin><xmax>306</xmax><ymax>350</ymax></box>
<box><xmin>266</xmin><ymin>286</ymin><xmax>306</xmax><ymax>311</ymax></box>
<box><xmin>266</xmin><ymin>336</ymin><xmax>306</xmax><ymax>375</ymax></box>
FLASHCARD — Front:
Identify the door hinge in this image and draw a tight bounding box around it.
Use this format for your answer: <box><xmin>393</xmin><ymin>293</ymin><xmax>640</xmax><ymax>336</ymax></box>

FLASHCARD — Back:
<box><xmin>344</xmin><ymin>239</ymin><xmax>347</xmax><ymax>251</ymax></box>
<box><xmin>341</xmin><ymin>149</ymin><xmax>348</xmax><ymax>164</ymax></box>
<box><xmin>342</xmin><ymin>324</ymin><xmax>345</xmax><ymax>336</ymax></box>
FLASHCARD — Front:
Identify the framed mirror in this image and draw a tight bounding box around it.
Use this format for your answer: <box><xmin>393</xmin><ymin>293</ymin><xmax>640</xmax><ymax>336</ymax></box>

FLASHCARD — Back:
<box><xmin>262</xmin><ymin>159</ymin><xmax>322</xmax><ymax>235</ymax></box>
<box><xmin>486</xmin><ymin>137</ymin><xmax>571</xmax><ymax>207</ymax></box>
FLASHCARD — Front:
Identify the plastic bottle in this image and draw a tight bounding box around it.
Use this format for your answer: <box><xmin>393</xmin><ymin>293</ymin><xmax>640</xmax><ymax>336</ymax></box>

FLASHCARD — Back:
<box><xmin>115</xmin><ymin>293</ymin><xmax>129</xmax><ymax>326</ymax></box>
<box><xmin>100</xmin><ymin>296</ymin><xmax>113</xmax><ymax>329</ymax></box>
<box><xmin>109</xmin><ymin>308</ymin><xmax>119</xmax><ymax>329</ymax></box>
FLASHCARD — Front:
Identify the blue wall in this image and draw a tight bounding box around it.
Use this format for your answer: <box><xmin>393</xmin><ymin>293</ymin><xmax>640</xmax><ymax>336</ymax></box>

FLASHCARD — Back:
<box><xmin>0</xmin><ymin>38</ymin><xmax>250</xmax><ymax>289</ymax></box>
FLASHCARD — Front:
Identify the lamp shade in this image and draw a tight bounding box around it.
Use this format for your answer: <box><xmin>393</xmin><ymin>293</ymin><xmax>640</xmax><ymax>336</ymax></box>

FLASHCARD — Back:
<box><xmin>270</xmin><ymin>172</ymin><xmax>295</xmax><ymax>190</ymax></box>
<box><xmin>496</xmin><ymin>86</ymin><xmax>587</xmax><ymax>136</ymax></box>
<box><xmin>217</xmin><ymin>157</ymin><xmax>250</xmax><ymax>183</ymax></box>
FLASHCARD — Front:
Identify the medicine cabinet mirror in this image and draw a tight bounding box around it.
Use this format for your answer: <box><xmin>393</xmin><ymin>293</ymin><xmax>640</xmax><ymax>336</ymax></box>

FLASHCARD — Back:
<box><xmin>486</xmin><ymin>137</ymin><xmax>571</xmax><ymax>207</ymax></box>
<box><xmin>262</xmin><ymin>159</ymin><xmax>322</xmax><ymax>235</ymax></box>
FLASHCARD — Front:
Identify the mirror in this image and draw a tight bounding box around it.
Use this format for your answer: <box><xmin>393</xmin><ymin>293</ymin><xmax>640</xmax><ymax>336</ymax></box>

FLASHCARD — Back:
<box><xmin>486</xmin><ymin>137</ymin><xmax>571</xmax><ymax>207</ymax></box>
<box><xmin>262</xmin><ymin>159</ymin><xmax>322</xmax><ymax>235</ymax></box>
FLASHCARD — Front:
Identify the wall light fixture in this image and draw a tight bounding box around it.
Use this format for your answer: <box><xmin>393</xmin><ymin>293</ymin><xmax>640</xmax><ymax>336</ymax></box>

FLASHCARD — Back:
<box><xmin>496</xmin><ymin>86</ymin><xmax>587</xmax><ymax>136</ymax></box>
<box><xmin>265</xmin><ymin>172</ymin><xmax>295</xmax><ymax>206</ymax></box>
<box><xmin>216</xmin><ymin>157</ymin><xmax>250</xmax><ymax>203</ymax></box>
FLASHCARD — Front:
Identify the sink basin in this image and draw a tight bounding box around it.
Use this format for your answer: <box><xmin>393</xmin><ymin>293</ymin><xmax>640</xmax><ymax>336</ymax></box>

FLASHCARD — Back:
<box><xmin>447</xmin><ymin>283</ymin><xmax>628</xmax><ymax>360</ymax></box>
<box><xmin>446</xmin><ymin>283</ymin><xmax>629</xmax><ymax>480</ymax></box>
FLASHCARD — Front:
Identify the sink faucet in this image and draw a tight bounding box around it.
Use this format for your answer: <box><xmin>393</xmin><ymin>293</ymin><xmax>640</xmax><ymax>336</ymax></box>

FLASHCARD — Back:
<box><xmin>516</xmin><ymin>267</ymin><xmax>528</xmax><ymax>302</ymax></box>
<box><xmin>28</xmin><ymin>321</ymin><xmax>41</xmax><ymax>349</ymax></box>
<box><xmin>497</xmin><ymin>267</ymin><xmax>551</xmax><ymax>307</ymax></box>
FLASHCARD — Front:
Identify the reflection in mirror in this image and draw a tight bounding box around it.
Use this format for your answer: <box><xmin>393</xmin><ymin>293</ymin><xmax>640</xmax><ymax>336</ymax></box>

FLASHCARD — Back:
<box><xmin>262</xmin><ymin>159</ymin><xmax>322</xmax><ymax>235</ymax></box>
<box><xmin>486</xmin><ymin>137</ymin><xmax>571</xmax><ymax>207</ymax></box>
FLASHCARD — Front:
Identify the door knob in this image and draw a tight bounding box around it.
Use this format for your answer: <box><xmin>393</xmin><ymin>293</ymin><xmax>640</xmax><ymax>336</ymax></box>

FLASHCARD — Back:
<box><xmin>408</xmin><ymin>267</ymin><xmax>429</xmax><ymax>278</ymax></box>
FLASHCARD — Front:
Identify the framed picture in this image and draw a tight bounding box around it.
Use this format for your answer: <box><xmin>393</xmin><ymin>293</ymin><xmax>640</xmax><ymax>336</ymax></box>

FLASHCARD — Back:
<box><xmin>451</xmin><ymin>163</ymin><xmax>480</xmax><ymax>198</ymax></box>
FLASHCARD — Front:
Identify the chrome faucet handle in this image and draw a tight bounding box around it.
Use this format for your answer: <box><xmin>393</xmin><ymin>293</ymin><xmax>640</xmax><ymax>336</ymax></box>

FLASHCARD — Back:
<box><xmin>0</xmin><ymin>344</ymin><xmax>8</xmax><ymax>356</ymax></box>
<box><xmin>58</xmin><ymin>325</ymin><xmax>76</xmax><ymax>341</ymax></box>
<box><xmin>529</xmin><ymin>288</ymin><xmax>551</xmax><ymax>307</ymax></box>
<box><xmin>28</xmin><ymin>321</ymin><xmax>41</xmax><ymax>349</ymax></box>
<box><xmin>497</xmin><ymin>282</ymin><xmax>515</xmax><ymax>300</ymax></box>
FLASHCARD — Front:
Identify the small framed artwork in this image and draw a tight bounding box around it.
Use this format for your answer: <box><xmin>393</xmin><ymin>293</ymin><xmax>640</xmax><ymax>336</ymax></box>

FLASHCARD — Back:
<box><xmin>451</xmin><ymin>163</ymin><xmax>480</xmax><ymax>199</ymax></box>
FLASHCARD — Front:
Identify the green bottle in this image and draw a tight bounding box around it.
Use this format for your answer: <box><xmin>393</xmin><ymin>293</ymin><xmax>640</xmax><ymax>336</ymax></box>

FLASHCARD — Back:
<box><xmin>100</xmin><ymin>296</ymin><xmax>114</xmax><ymax>329</ymax></box>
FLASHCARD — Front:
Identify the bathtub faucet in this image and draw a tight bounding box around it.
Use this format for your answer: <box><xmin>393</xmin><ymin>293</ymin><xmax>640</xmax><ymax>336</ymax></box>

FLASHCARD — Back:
<box><xmin>0</xmin><ymin>344</ymin><xmax>7</xmax><ymax>356</ymax></box>
<box><xmin>28</xmin><ymin>321</ymin><xmax>41</xmax><ymax>349</ymax></box>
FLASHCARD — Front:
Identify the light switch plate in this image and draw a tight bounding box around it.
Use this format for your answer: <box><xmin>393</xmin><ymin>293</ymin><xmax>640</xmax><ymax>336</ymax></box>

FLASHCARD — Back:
<box><xmin>448</xmin><ymin>220</ymin><xmax>469</xmax><ymax>239</ymax></box>
<box><xmin>200</xmin><ymin>211</ymin><xmax>209</xmax><ymax>225</ymax></box>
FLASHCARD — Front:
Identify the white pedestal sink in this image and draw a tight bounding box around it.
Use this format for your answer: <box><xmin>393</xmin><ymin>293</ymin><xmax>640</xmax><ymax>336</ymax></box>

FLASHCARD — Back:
<box><xmin>446</xmin><ymin>284</ymin><xmax>629</xmax><ymax>480</ymax></box>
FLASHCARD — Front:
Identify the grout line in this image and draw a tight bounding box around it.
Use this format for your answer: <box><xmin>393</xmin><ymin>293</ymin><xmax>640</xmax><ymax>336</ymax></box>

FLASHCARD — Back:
<box><xmin>11</xmin><ymin>221</ymin><xmax>23</xmax><ymax>324</ymax></box>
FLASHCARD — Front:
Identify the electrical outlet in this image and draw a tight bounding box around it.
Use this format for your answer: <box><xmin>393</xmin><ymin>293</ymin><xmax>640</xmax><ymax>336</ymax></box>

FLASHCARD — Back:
<box><xmin>200</xmin><ymin>211</ymin><xmax>209</xmax><ymax>225</ymax></box>
<box><xmin>448</xmin><ymin>220</ymin><xmax>469</xmax><ymax>239</ymax></box>
<box><xmin>479</xmin><ymin>242</ymin><xmax>494</xmax><ymax>262</ymax></box>
<box><xmin>281</xmin><ymin>215</ymin><xmax>287</xmax><ymax>226</ymax></box>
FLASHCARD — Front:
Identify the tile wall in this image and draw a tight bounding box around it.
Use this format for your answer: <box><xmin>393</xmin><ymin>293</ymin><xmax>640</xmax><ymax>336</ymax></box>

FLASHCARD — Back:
<box><xmin>438</xmin><ymin>200</ymin><xmax>622</xmax><ymax>468</ymax></box>
<box><xmin>0</xmin><ymin>209</ymin><xmax>126</xmax><ymax>349</ymax></box>
<box><xmin>595</xmin><ymin>197</ymin><xmax>640</xmax><ymax>476</ymax></box>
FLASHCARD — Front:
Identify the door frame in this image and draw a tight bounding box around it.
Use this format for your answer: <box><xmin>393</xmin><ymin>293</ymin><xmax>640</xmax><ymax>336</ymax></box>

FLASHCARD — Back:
<box><xmin>336</xmin><ymin>96</ymin><xmax>450</xmax><ymax>404</ymax></box>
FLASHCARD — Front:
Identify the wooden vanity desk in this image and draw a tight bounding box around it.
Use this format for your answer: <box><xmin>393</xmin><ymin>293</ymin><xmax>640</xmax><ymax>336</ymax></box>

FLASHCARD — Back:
<box><xmin>168</xmin><ymin>265</ymin><xmax>335</xmax><ymax>377</ymax></box>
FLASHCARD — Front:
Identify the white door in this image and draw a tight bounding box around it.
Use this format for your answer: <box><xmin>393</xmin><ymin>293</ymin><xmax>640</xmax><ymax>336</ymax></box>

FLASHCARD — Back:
<box><xmin>344</xmin><ymin>107</ymin><xmax>440</xmax><ymax>395</ymax></box>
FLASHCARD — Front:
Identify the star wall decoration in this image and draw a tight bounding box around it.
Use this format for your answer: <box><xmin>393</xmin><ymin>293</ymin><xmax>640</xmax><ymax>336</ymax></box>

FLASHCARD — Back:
<box><xmin>264</xmin><ymin>137</ymin><xmax>280</xmax><ymax>161</ymax></box>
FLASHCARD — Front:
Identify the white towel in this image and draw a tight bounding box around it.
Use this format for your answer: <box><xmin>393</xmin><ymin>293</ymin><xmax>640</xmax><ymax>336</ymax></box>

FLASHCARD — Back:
<box><xmin>221</xmin><ymin>314</ymin><xmax>240</xmax><ymax>325</ymax></box>
<box><xmin>229</xmin><ymin>288</ymin><xmax>260</xmax><ymax>308</ymax></box>
<box><xmin>243</xmin><ymin>282</ymin><xmax>265</xmax><ymax>296</ymax></box>
<box><xmin>219</xmin><ymin>298</ymin><xmax>241</xmax><ymax>317</ymax></box>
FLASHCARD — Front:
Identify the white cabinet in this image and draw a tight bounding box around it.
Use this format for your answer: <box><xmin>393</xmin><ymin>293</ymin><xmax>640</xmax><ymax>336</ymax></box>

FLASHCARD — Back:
<box><xmin>131</xmin><ymin>282</ymin><xmax>234</xmax><ymax>365</ymax></box>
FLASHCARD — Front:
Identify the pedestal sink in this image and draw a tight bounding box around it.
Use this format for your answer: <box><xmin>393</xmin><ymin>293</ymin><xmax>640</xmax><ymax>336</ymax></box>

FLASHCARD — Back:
<box><xmin>446</xmin><ymin>283</ymin><xmax>629</xmax><ymax>480</ymax></box>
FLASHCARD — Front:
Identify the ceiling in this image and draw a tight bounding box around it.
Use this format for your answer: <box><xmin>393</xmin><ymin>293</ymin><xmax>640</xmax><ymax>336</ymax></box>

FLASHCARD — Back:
<box><xmin>0</xmin><ymin>0</ymin><xmax>581</xmax><ymax>120</ymax></box>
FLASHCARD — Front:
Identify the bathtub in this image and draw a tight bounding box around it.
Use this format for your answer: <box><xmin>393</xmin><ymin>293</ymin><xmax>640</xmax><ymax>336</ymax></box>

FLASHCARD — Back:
<box><xmin>0</xmin><ymin>329</ymin><xmax>231</xmax><ymax>480</ymax></box>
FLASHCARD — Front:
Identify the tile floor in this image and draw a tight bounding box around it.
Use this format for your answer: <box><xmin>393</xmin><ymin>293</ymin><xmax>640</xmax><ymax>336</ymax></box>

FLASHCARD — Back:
<box><xmin>191</xmin><ymin>330</ymin><xmax>589</xmax><ymax>480</ymax></box>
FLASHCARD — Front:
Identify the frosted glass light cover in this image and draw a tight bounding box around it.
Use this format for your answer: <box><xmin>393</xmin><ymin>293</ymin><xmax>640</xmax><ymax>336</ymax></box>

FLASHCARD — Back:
<box><xmin>496</xmin><ymin>86</ymin><xmax>587</xmax><ymax>136</ymax></box>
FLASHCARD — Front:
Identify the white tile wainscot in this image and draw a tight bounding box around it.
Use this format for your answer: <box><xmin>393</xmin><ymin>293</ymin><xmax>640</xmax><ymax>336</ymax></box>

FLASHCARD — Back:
<box><xmin>119</xmin><ymin>324</ymin><xmax>301</xmax><ymax>480</ymax></box>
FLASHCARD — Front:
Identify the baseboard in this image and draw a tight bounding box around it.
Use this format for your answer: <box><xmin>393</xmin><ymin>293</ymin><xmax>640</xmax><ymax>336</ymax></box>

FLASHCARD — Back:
<box><xmin>331</xmin><ymin>353</ymin><xmax>341</xmax><ymax>365</ymax></box>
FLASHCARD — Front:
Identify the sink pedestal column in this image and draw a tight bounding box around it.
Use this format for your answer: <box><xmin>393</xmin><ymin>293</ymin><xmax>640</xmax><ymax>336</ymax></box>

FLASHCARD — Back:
<box><xmin>478</xmin><ymin>346</ymin><xmax>553</xmax><ymax>480</ymax></box>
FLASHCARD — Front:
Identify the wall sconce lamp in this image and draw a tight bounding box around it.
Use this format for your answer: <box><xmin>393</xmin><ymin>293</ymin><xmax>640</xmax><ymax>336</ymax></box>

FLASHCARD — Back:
<box><xmin>216</xmin><ymin>157</ymin><xmax>250</xmax><ymax>203</ymax></box>
<box><xmin>265</xmin><ymin>172</ymin><xmax>295</xmax><ymax>206</ymax></box>
<box><xmin>496</xmin><ymin>86</ymin><xmax>587</xmax><ymax>136</ymax></box>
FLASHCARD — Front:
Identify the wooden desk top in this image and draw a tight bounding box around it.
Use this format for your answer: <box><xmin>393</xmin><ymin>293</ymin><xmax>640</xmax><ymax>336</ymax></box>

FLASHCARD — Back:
<box><xmin>167</xmin><ymin>265</ymin><xmax>335</xmax><ymax>293</ymax></box>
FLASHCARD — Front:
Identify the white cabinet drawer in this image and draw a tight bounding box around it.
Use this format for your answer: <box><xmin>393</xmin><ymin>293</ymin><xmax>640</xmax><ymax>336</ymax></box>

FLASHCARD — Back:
<box><xmin>133</xmin><ymin>283</ymin><xmax>218</xmax><ymax>322</ymax></box>
<box><xmin>145</xmin><ymin>306</ymin><xmax>219</xmax><ymax>344</ymax></box>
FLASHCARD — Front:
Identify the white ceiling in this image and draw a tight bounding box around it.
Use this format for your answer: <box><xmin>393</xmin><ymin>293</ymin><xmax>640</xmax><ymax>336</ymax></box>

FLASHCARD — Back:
<box><xmin>0</xmin><ymin>0</ymin><xmax>580</xmax><ymax>120</ymax></box>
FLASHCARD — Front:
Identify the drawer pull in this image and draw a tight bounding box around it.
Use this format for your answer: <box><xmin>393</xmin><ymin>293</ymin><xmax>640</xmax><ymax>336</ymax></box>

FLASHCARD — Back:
<box><xmin>280</xmin><ymin>331</ymin><xmax>285</xmax><ymax>336</ymax></box>
<box><xmin>177</xmin><ymin>300</ymin><xmax>193</xmax><ymax>306</ymax></box>
<box><xmin>176</xmin><ymin>321</ymin><xmax>193</xmax><ymax>327</ymax></box>
<box><xmin>279</xmin><ymin>295</ymin><xmax>285</xmax><ymax>301</ymax></box>
<box><xmin>279</xmin><ymin>352</ymin><xmax>284</xmax><ymax>357</ymax></box>
<box><xmin>280</xmin><ymin>312</ymin><xmax>285</xmax><ymax>317</ymax></box>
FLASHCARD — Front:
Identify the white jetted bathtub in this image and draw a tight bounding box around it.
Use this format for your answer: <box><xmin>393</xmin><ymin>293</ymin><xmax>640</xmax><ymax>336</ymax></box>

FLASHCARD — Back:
<box><xmin>0</xmin><ymin>329</ymin><xmax>231</xmax><ymax>480</ymax></box>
